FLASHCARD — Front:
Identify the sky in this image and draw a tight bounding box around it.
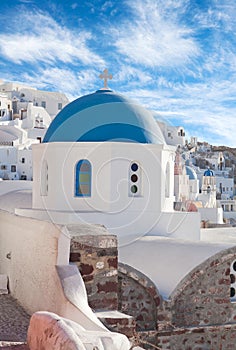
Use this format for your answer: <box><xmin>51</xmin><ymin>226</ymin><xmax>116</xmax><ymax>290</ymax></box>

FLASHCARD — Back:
<box><xmin>0</xmin><ymin>0</ymin><xmax>236</xmax><ymax>147</ymax></box>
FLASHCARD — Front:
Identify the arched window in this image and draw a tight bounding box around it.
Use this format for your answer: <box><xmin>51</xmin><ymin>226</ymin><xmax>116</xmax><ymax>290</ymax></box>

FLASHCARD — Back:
<box><xmin>75</xmin><ymin>160</ymin><xmax>91</xmax><ymax>197</ymax></box>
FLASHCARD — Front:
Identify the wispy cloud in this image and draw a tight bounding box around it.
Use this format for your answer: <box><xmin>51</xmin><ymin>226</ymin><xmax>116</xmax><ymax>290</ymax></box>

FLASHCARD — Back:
<box><xmin>121</xmin><ymin>72</ymin><xmax>236</xmax><ymax>146</ymax></box>
<box><xmin>0</xmin><ymin>10</ymin><xmax>104</xmax><ymax>66</ymax></box>
<box><xmin>18</xmin><ymin>0</ymin><xmax>34</xmax><ymax>3</ymax></box>
<box><xmin>71</xmin><ymin>3</ymin><xmax>78</xmax><ymax>10</ymax></box>
<box><xmin>193</xmin><ymin>1</ymin><xmax>236</xmax><ymax>32</ymax></box>
<box><xmin>101</xmin><ymin>1</ymin><xmax>114</xmax><ymax>12</ymax></box>
<box><xmin>111</xmin><ymin>0</ymin><xmax>199</xmax><ymax>68</ymax></box>
<box><xmin>114</xmin><ymin>65</ymin><xmax>152</xmax><ymax>86</ymax></box>
<box><xmin>20</xmin><ymin>67</ymin><xmax>101</xmax><ymax>101</ymax></box>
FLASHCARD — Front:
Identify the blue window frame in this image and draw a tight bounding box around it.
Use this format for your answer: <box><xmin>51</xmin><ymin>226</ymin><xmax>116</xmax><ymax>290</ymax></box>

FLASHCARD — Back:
<box><xmin>75</xmin><ymin>160</ymin><xmax>91</xmax><ymax>197</ymax></box>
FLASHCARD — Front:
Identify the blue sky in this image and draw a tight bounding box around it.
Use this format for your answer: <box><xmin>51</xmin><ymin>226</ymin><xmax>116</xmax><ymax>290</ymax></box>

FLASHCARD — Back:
<box><xmin>1</xmin><ymin>0</ymin><xmax>236</xmax><ymax>146</ymax></box>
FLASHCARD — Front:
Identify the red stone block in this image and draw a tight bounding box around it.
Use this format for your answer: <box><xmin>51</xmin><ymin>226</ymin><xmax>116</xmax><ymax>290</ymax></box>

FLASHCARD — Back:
<box><xmin>192</xmin><ymin>328</ymin><xmax>205</xmax><ymax>334</ymax></box>
<box><xmin>210</xmin><ymin>259</ymin><xmax>220</xmax><ymax>267</ymax></box>
<box><xmin>69</xmin><ymin>252</ymin><xmax>81</xmax><ymax>262</ymax></box>
<box><xmin>214</xmin><ymin>298</ymin><xmax>228</xmax><ymax>304</ymax></box>
<box><xmin>97</xmin><ymin>281</ymin><xmax>117</xmax><ymax>293</ymax></box>
<box><xmin>218</xmin><ymin>278</ymin><xmax>230</xmax><ymax>285</ymax></box>
<box><xmin>83</xmin><ymin>275</ymin><xmax>94</xmax><ymax>282</ymax></box>
<box><xmin>80</xmin><ymin>263</ymin><xmax>94</xmax><ymax>276</ymax></box>
<box><xmin>108</xmin><ymin>257</ymin><xmax>118</xmax><ymax>268</ymax></box>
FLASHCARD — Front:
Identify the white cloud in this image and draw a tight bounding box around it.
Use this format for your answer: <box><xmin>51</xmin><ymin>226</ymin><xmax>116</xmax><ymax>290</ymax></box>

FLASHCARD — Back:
<box><xmin>21</xmin><ymin>67</ymin><xmax>101</xmax><ymax>101</ymax></box>
<box><xmin>19</xmin><ymin>0</ymin><xmax>34</xmax><ymax>3</ymax></box>
<box><xmin>101</xmin><ymin>1</ymin><xmax>114</xmax><ymax>12</ymax></box>
<box><xmin>112</xmin><ymin>0</ymin><xmax>199</xmax><ymax>68</ymax></box>
<box><xmin>0</xmin><ymin>10</ymin><xmax>104</xmax><ymax>66</ymax></box>
<box><xmin>114</xmin><ymin>65</ymin><xmax>152</xmax><ymax>86</ymax></box>
<box><xmin>121</xmin><ymin>74</ymin><xmax>236</xmax><ymax>147</ymax></box>
<box><xmin>193</xmin><ymin>1</ymin><xmax>236</xmax><ymax>32</ymax></box>
<box><xmin>71</xmin><ymin>3</ymin><xmax>78</xmax><ymax>10</ymax></box>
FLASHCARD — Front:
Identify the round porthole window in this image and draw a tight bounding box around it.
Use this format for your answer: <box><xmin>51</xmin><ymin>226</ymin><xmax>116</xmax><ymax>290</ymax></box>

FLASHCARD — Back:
<box><xmin>131</xmin><ymin>174</ymin><xmax>138</xmax><ymax>182</ymax></box>
<box><xmin>131</xmin><ymin>185</ymin><xmax>138</xmax><ymax>194</ymax></box>
<box><xmin>131</xmin><ymin>163</ymin><xmax>138</xmax><ymax>172</ymax></box>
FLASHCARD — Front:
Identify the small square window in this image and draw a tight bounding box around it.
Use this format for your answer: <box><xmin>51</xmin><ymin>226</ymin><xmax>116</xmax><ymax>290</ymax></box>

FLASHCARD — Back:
<box><xmin>41</xmin><ymin>101</ymin><xmax>46</xmax><ymax>108</ymax></box>
<box><xmin>11</xmin><ymin>165</ymin><xmax>16</xmax><ymax>172</ymax></box>
<box><xmin>58</xmin><ymin>103</ymin><xmax>62</xmax><ymax>110</ymax></box>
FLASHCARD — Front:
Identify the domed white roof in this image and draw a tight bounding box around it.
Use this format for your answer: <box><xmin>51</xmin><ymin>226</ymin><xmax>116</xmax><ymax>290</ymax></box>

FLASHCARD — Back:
<box><xmin>43</xmin><ymin>89</ymin><xmax>165</xmax><ymax>144</ymax></box>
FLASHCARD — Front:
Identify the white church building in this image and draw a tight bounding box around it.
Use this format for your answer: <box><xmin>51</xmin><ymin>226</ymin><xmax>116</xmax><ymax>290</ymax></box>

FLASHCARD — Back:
<box><xmin>15</xmin><ymin>84</ymin><xmax>200</xmax><ymax>244</ymax></box>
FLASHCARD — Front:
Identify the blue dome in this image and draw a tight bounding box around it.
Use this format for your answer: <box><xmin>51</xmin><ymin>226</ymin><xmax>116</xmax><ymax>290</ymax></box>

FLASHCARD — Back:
<box><xmin>43</xmin><ymin>89</ymin><xmax>165</xmax><ymax>144</ymax></box>
<box><xmin>204</xmin><ymin>168</ymin><xmax>214</xmax><ymax>176</ymax></box>
<box><xmin>185</xmin><ymin>166</ymin><xmax>197</xmax><ymax>180</ymax></box>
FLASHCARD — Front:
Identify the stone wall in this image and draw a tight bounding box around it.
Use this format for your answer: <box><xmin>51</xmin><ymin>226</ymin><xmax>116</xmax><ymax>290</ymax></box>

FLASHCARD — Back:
<box><xmin>158</xmin><ymin>324</ymin><xmax>236</xmax><ymax>350</ymax></box>
<box><xmin>70</xmin><ymin>234</ymin><xmax>118</xmax><ymax>311</ymax></box>
<box><xmin>118</xmin><ymin>247</ymin><xmax>236</xmax><ymax>349</ymax></box>
<box><xmin>118</xmin><ymin>263</ymin><xmax>161</xmax><ymax>332</ymax></box>
<box><xmin>170</xmin><ymin>246</ymin><xmax>236</xmax><ymax>328</ymax></box>
<box><xmin>69</xmin><ymin>232</ymin><xmax>236</xmax><ymax>349</ymax></box>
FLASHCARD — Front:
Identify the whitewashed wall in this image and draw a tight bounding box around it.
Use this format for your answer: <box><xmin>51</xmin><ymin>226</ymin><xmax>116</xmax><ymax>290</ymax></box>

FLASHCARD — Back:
<box><xmin>198</xmin><ymin>207</ymin><xmax>223</xmax><ymax>224</ymax></box>
<box><xmin>32</xmin><ymin>142</ymin><xmax>175</xmax><ymax>214</ymax></box>
<box><xmin>0</xmin><ymin>211</ymin><xmax>106</xmax><ymax>327</ymax></box>
<box><xmin>0</xmin><ymin>211</ymin><xmax>68</xmax><ymax>314</ymax></box>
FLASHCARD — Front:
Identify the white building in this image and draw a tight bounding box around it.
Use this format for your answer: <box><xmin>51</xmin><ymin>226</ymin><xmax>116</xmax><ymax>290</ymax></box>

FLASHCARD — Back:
<box><xmin>0</xmin><ymin>92</ymin><xmax>11</xmax><ymax>119</ymax></box>
<box><xmin>185</xmin><ymin>165</ymin><xmax>199</xmax><ymax>201</ymax></box>
<box><xmin>174</xmin><ymin>152</ymin><xmax>190</xmax><ymax>202</ymax></box>
<box><xmin>216</xmin><ymin>176</ymin><xmax>234</xmax><ymax>199</ymax></box>
<box><xmin>0</xmin><ymin>80</ymin><xmax>68</xmax><ymax>119</ymax></box>
<box><xmin>0</xmin><ymin>102</ymin><xmax>51</xmax><ymax>180</ymax></box>
<box><xmin>174</xmin><ymin>152</ymin><xmax>223</xmax><ymax>224</ymax></box>
<box><xmin>157</xmin><ymin>121</ymin><xmax>186</xmax><ymax>147</ymax></box>
<box><xmin>14</xmin><ymin>87</ymin><xmax>200</xmax><ymax>244</ymax></box>
<box><xmin>0</xmin><ymin>81</ymin><xmax>70</xmax><ymax>181</ymax></box>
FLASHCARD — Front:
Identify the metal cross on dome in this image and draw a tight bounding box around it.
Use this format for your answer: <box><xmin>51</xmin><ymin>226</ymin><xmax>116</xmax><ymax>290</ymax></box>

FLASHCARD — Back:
<box><xmin>99</xmin><ymin>69</ymin><xmax>113</xmax><ymax>89</ymax></box>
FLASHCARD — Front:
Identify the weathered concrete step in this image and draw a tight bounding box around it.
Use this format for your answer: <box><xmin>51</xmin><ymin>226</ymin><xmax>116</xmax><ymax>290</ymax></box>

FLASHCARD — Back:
<box><xmin>96</xmin><ymin>310</ymin><xmax>136</xmax><ymax>338</ymax></box>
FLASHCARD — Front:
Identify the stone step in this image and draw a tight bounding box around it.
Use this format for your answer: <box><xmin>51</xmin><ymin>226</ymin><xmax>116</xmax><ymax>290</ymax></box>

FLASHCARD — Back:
<box><xmin>0</xmin><ymin>342</ymin><xmax>29</xmax><ymax>349</ymax></box>
<box><xmin>96</xmin><ymin>310</ymin><xmax>136</xmax><ymax>338</ymax></box>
